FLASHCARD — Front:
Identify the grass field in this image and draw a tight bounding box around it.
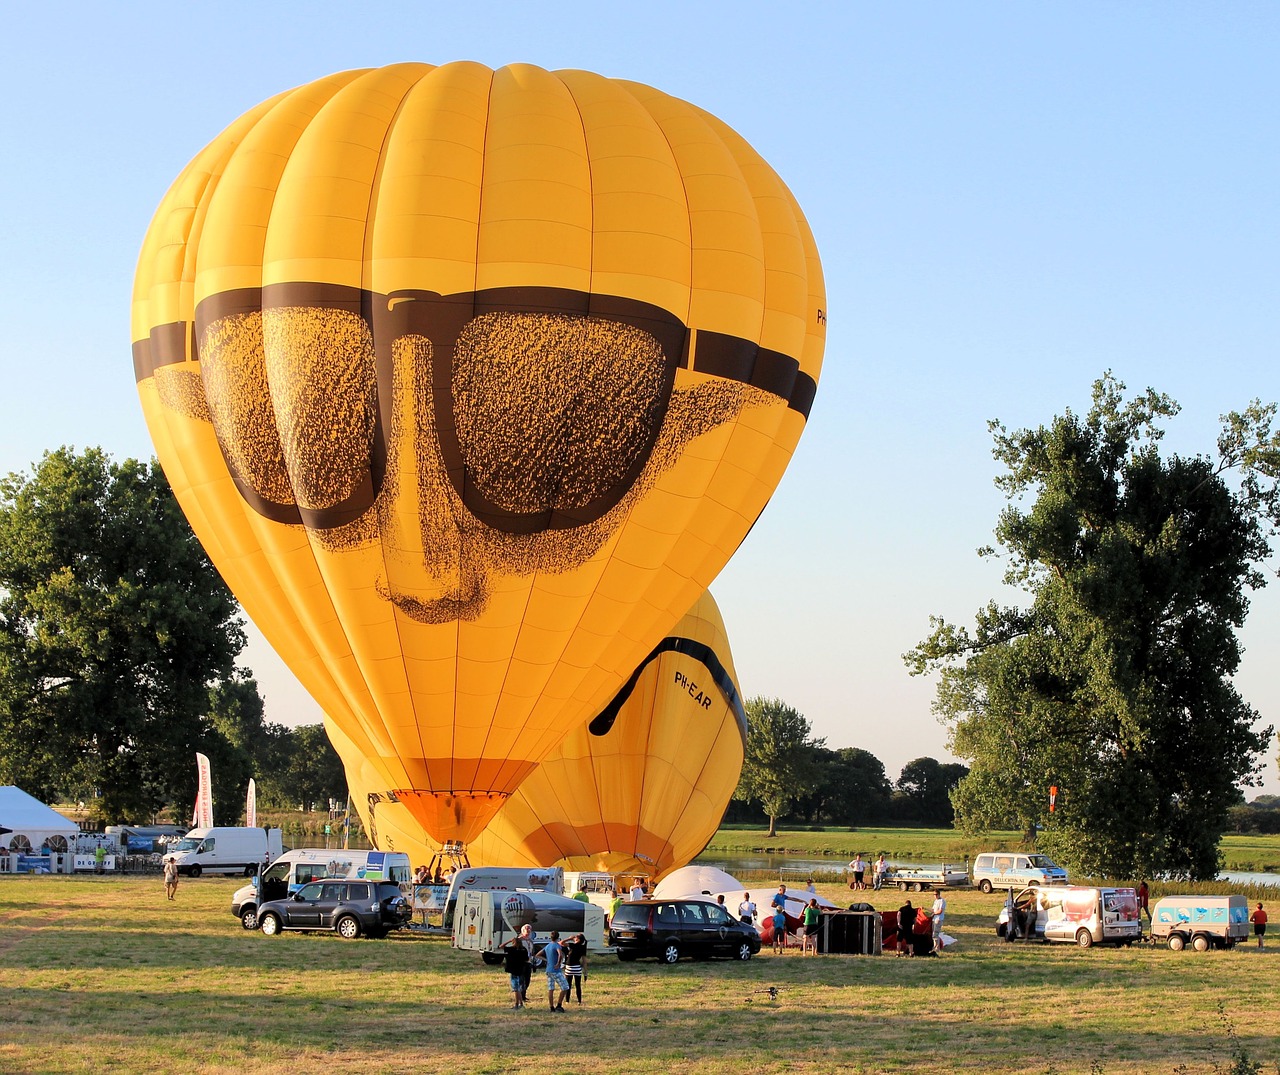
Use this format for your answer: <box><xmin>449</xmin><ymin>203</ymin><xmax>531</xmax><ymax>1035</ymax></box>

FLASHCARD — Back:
<box><xmin>708</xmin><ymin>826</ymin><xmax>1280</xmax><ymax>876</ymax></box>
<box><xmin>2</xmin><ymin>874</ymin><xmax>1278</xmax><ymax>1074</ymax></box>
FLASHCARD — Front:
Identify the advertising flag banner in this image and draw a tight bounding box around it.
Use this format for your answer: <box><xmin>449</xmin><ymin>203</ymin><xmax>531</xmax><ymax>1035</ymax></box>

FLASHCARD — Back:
<box><xmin>246</xmin><ymin>778</ymin><xmax>257</xmax><ymax>829</ymax></box>
<box><xmin>193</xmin><ymin>752</ymin><xmax>214</xmax><ymax>829</ymax></box>
<box><xmin>1049</xmin><ymin>785</ymin><xmax>1058</xmax><ymax>813</ymax></box>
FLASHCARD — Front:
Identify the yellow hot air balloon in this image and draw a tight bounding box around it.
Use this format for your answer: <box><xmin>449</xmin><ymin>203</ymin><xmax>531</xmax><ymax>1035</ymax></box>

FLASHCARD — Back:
<box><xmin>330</xmin><ymin>590</ymin><xmax>746</xmax><ymax>880</ymax></box>
<box><xmin>132</xmin><ymin>62</ymin><xmax>824</xmax><ymax>845</ymax></box>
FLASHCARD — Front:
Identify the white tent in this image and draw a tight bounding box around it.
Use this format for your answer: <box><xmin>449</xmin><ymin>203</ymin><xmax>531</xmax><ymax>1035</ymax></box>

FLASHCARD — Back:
<box><xmin>0</xmin><ymin>786</ymin><xmax>79</xmax><ymax>852</ymax></box>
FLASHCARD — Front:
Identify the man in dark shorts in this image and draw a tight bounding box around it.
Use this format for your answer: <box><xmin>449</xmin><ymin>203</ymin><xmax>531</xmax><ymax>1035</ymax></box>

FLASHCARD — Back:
<box><xmin>896</xmin><ymin>899</ymin><xmax>914</xmax><ymax>956</ymax></box>
<box><xmin>1251</xmin><ymin>902</ymin><xmax>1267</xmax><ymax>949</ymax></box>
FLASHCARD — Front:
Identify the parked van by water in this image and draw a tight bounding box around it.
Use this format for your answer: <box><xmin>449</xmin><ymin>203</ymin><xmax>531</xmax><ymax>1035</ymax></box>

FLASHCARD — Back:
<box><xmin>997</xmin><ymin>885</ymin><xmax>1141</xmax><ymax>947</ymax></box>
<box><xmin>230</xmin><ymin>848</ymin><xmax>411</xmax><ymax>930</ymax></box>
<box><xmin>973</xmin><ymin>852</ymin><xmax>1068</xmax><ymax>893</ymax></box>
<box><xmin>167</xmin><ymin>826</ymin><xmax>283</xmax><ymax>878</ymax></box>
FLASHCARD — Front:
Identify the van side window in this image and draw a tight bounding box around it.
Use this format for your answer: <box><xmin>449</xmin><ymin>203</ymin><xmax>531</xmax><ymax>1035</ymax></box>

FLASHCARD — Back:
<box><xmin>1014</xmin><ymin>857</ymin><xmax>1030</xmax><ymax>869</ymax></box>
<box><xmin>681</xmin><ymin>903</ymin><xmax>709</xmax><ymax>926</ymax></box>
<box><xmin>656</xmin><ymin>904</ymin><xmax>680</xmax><ymax>927</ymax></box>
<box><xmin>995</xmin><ymin>855</ymin><xmax>1012</xmax><ymax>871</ymax></box>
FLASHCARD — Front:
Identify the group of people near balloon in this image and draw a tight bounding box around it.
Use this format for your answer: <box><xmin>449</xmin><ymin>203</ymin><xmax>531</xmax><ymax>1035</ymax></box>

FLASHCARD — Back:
<box><xmin>893</xmin><ymin>891</ymin><xmax>948</xmax><ymax>956</ymax></box>
<box><xmin>501</xmin><ymin>924</ymin><xmax>590</xmax><ymax>1012</ymax></box>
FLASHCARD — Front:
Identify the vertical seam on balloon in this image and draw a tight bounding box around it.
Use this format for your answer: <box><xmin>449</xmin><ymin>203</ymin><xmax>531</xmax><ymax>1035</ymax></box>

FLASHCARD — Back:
<box><xmin>362</xmin><ymin>63</ymin><xmax>431</xmax><ymax>801</ymax></box>
<box><xmin>453</xmin><ymin>64</ymin><xmax>499</xmax><ymax>805</ymax></box>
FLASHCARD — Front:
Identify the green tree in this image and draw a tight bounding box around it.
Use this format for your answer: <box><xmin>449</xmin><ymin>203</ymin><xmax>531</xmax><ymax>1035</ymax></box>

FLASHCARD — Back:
<box><xmin>894</xmin><ymin>757</ymin><xmax>968</xmax><ymax>825</ymax></box>
<box><xmin>795</xmin><ymin>746</ymin><xmax>893</xmax><ymax>826</ymax></box>
<box><xmin>0</xmin><ymin>448</ymin><xmax>245</xmax><ymax>820</ymax></box>
<box><xmin>906</xmin><ymin>376</ymin><xmax>1278</xmax><ymax>880</ymax></box>
<box><xmin>269</xmin><ymin>723</ymin><xmax>347</xmax><ymax>810</ymax></box>
<box><xmin>203</xmin><ymin>670</ymin><xmax>269</xmax><ymax>821</ymax></box>
<box><xmin>732</xmin><ymin>696</ymin><xmax>823</xmax><ymax>837</ymax></box>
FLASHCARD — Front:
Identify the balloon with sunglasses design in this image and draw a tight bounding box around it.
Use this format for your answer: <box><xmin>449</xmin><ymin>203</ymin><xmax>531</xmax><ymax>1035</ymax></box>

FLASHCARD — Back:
<box><xmin>132</xmin><ymin>61</ymin><xmax>824</xmax><ymax>844</ymax></box>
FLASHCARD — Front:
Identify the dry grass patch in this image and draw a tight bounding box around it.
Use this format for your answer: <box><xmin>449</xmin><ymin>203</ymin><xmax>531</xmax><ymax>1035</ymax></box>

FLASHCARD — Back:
<box><xmin>1</xmin><ymin>878</ymin><xmax>1277</xmax><ymax>1074</ymax></box>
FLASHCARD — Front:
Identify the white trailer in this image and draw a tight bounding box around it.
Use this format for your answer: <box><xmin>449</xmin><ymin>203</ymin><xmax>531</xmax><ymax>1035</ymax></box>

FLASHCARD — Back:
<box><xmin>452</xmin><ymin>889</ymin><xmax>608</xmax><ymax>964</ymax></box>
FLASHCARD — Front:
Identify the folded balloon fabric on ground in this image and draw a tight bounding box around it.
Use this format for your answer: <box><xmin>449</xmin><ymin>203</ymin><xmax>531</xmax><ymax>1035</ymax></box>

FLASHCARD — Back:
<box><xmin>132</xmin><ymin>61</ymin><xmax>824</xmax><ymax>847</ymax></box>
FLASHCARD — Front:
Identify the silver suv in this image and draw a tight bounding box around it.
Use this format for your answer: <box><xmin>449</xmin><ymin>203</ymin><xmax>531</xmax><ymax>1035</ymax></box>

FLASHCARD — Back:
<box><xmin>257</xmin><ymin>879</ymin><xmax>411</xmax><ymax>939</ymax></box>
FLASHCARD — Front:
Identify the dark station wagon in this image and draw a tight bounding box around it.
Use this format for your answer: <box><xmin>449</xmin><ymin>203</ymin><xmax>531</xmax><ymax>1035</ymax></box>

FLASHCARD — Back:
<box><xmin>257</xmin><ymin>879</ymin><xmax>411</xmax><ymax>939</ymax></box>
<box><xmin>609</xmin><ymin>898</ymin><xmax>761</xmax><ymax>963</ymax></box>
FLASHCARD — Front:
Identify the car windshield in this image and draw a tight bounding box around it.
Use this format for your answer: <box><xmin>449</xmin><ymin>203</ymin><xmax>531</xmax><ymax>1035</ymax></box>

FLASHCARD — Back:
<box><xmin>170</xmin><ymin>837</ymin><xmax>202</xmax><ymax>852</ymax></box>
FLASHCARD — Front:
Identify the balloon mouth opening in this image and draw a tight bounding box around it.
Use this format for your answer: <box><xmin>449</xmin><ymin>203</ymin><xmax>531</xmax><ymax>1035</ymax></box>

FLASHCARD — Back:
<box><xmin>391</xmin><ymin>789</ymin><xmax>509</xmax><ymax>844</ymax></box>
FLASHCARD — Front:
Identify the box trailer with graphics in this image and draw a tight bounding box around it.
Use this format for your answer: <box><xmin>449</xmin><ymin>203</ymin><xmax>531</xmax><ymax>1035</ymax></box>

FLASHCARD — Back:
<box><xmin>1152</xmin><ymin>895</ymin><xmax>1250</xmax><ymax>951</ymax></box>
<box><xmin>442</xmin><ymin>865</ymin><xmax>564</xmax><ymax>929</ymax></box>
<box><xmin>453</xmin><ymin>889</ymin><xmax>608</xmax><ymax>963</ymax></box>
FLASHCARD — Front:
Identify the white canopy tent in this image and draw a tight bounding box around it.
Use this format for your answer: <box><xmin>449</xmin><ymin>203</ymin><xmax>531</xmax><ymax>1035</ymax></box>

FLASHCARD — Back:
<box><xmin>0</xmin><ymin>786</ymin><xmax>79</xmax><ymax>852</ymax></box>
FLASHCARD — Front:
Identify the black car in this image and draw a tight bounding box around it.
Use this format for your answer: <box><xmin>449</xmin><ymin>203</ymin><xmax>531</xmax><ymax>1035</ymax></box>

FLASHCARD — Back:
<box><xmin>609</xmin><ymin>899</ymin><xmax>761</xmax><ymax>963</ymax></box>
<box><xmin>257</xmin><ymin>879</ymin><xmax>411</xmax><ymax>939</ymax></box>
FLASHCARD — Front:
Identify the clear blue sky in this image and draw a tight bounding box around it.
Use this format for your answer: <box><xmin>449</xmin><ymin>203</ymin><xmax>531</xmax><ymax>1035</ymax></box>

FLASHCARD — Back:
<box><xmin>2</xmin><ymin>2</ymin><xmax>1277</xmax><ymax>795</ymax></box>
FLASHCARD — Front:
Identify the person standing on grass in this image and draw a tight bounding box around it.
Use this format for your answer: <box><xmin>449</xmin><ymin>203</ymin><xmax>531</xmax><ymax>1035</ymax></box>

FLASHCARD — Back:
<box><xmin>1138</xmin><ymin>880</ymin><xmax>1150</xmax><ymax>923</ymax></box>
<box><xmin>518</xmin><ymin>923</ymin><xmax>536</xmax><ymax>1005</ymax></box>
<box><xmin>543</xmin><ymin>930</ymin><xmax>570</xmax><ymax>1012</ymax></box>
<box><xmin>563</xmin><ymin>933</ymin><xmax>588</xmax><ymax>1005</ymax></box>
<box><xmin>771</xmin><ymin>884</ymin><xmax>788</xmax><ymax>915</ymax></box>
<box><xmin>931</xmin><ymin>889</ymin><xmax>946</xmax><ymax>952</ymax></box>
<box><xmin>897</xmin><ymin>899</ymin><xmax>914</xmax><ymax>956</ymax></box>
<box><xmin>163</xmin><ymin>856</ymin><xmax>179</xmax><ymax>901</ymax></box>
<box><xmin>502</xmin><ymin>935</ymin><xmax>529</xmax><ymax>1010</ymax></box>
<box><xmin>772</xmin><ymin>907</ymin><xmax>787</xmax><ymax>953</ymax></box>
<box><xmin>850</xmin><ymin>854</ymin><xmax>866</xmax><ymax>890</ymax></box>
<box><xmin>738</xmin><ymin>892</ymin><xmax>757</xmax><ymax>927</ymax></box>
<box><xmin>94</xmin><ymin>844</ymin><xmax>106</xmax><ymax>874</ymax></box>
<box><xmin>874</xmin><ymin>854</ymin><xmax>888</xmax><ymax>891</ymax></box>
<box><xmin>802</xmin><ymin>898</ymin><xmax>821</xmax><ymax>955</ymax></box>
<box><xmin>1251</xmin><ymin>903</ymin><xmax>1267</xmax><ymax>949</ymax></box>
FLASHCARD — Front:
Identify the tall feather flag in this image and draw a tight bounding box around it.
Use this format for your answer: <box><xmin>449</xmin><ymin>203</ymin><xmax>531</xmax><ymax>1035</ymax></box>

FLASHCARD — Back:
<box><xmin>192</xmin><ymin>752</ymin><xmax>214</xmax><ymax>829</ymax></box>
<box><xmin>245</xmin><ymin>778</ymin><xmax>257</xmax><ymax>829</ymax></box>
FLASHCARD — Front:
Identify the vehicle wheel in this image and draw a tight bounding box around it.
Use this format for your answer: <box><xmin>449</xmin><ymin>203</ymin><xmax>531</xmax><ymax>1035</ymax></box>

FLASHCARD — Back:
<box><xmin>979</xmin><ymin>879</ymin><xmax>993</xmax><ymax>894</ymax></box>
<box><xmin>1192</xmin><ymin>934</ymin><xmax>1211</xmax><ymax>952</ymax></box>
<box><xmin>898</xmin><ymin>881</ymin><xmax>909</xmax><ymax>891</ymax></box>
<box><xmin>188</xmin><ymin>865</ymin><xmax>202</xmax><ymax>879</ymax></box>
<box><xmin>260</xmin><ymin>913</ymin><xmax>281</xmax><ymax>937</ymax></box>
<box><xmin>1075</xmin><ymin>928</ymin><xmax>1093</xmax><ymax>949</ymax></box>
<box><xmin>911</xmin><ymin>882</ymin><xmax>923</xmax><ymax>893</ymax></box>
<box><xmin>1167</xmin><ymin>934</ymin><xmax>1185</xmax><ymax>952</ymax></box>
<box><xmin>481</xmin><ymin>951</ymin><xmax>503</xmax><ymax>965</ymax></box>
<box><xmin>239</xmin><ymin>906</ymin><xmax>259</xmax><ymax>931</ymax></box>
<box><xmin>244</xmin><ymin>865</ymin><xmax>257</xmax><ymax>878</ymax></box>
<box><xmin>660</xmin><ymin>942</ymin><xmax>680</xmax><ymax>964</ymax></box>
<box><xmin>736</xmin><ymin>942</ymin><xmax>754</xmax><ymax>961</ymax></box>
<box><xmin>617</xmin><ymin>951</ymin><xmax>637</xmax><ymax>962</ymax></box>
<box><xmin>996</xmin><ymin>924</ymin><xmax>1006</xmax><ymax>938</ymax></box>
<box><xmin>336</xmin><ymin>915</ymin><xmax>361</xmax><ymax>940</ymax></box>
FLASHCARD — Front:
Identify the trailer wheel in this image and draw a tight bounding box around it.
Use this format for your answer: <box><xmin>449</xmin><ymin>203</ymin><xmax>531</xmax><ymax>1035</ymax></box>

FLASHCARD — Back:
<box><xmin>1192</xmin><ymin>934</ymin><xmax>1211</xmax><ymax>952</ymax></box>
<box><xmin>898</xmin><ymin>881</ymin><xmax>909</xmax><ymax>891</ymax></box>
<box><xmin>978</xmin><ymin>879</ymin><xmax>993</xmax><ymax>894</ymax></box>
<box><xmin>1075</xmin><ymin>928</ymin><xmax>1094</xmax><ymax>949</ymax></box>
<box><xmin>910</xmin><ymin>882</ymin><xmax>923</xmax><ymax>893</ymax></box>
<box><xmin>1167</xmin><ymin>933</ymin><xmax>1185</xmax><ymax>951</ymax></box>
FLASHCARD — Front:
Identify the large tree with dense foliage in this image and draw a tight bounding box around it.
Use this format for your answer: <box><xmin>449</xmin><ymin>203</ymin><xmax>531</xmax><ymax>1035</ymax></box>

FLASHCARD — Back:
<box><xmin>0</xmin><ymin>448</ymin><xmax>246</xmax><ymax>819</ymax></box>
<box><xmin>893</xmin><ymin>757</ymin><xmax>968</xmax><ymax>826</ymax></box>
<box><xmin>905</xmin><ymin>376</ymin><xmax>1278</xmax><ymax>880</ymax></box>
<box><xmin>733</xmin><ymin>696</ymin><xmax>823</xmax><ymax>837</ymax></box>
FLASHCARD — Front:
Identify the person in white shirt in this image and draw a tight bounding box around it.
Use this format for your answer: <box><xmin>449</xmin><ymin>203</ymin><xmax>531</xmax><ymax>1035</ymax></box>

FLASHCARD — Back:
<box><xmin>628</xmin><ymin>880</ymin><xmax>645</xmax><ymax>901</ymax></box>
<box><xmin>874</xmin><ymin>854</ymin><xmax>888</xmax><ymax>890</ymax></box>
<box><xmin>738</xmin><ymin>892</ymin><xmax>757</xmax><ymax>926</ymax></box>
<box><xmin>931</xmin><ymin>890</ymin><xmax>947</xmax><ymax>952</ymax></box>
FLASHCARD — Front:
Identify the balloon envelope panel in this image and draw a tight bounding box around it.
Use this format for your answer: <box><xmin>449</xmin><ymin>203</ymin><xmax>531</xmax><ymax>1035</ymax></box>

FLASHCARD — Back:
<box><xmin>132</xmin><ymin>62</ymin><xmax>823</xmax><ymax>843</ymax></box>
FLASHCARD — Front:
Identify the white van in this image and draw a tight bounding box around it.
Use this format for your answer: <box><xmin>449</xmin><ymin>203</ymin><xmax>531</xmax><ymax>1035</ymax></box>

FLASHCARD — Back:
<box><xmin>998</xmin><ymin>885</ymin><xmax>1142</xmax><ymax>947</ymax></box>
<box><xmin>230</xmin><ymin>848</ymin><xmax>411</xmax><ymax>930</ymax></box>
<box><xmin>972</xmin><ymin>852</ymin><xmax>1068</xmax><ymax>893</ymax></box>
<box><xmin>167</xmin><ymin>826</ymin><xmax>283</xmax><ymax>878</ymax></box>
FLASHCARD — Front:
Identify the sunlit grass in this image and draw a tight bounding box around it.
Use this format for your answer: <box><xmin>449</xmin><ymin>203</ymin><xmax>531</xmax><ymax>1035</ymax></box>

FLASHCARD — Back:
<box><xmin>2</xmin><ymin>876</ymin><xmax>1278</xmax><ymax>1073</ymax></box>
